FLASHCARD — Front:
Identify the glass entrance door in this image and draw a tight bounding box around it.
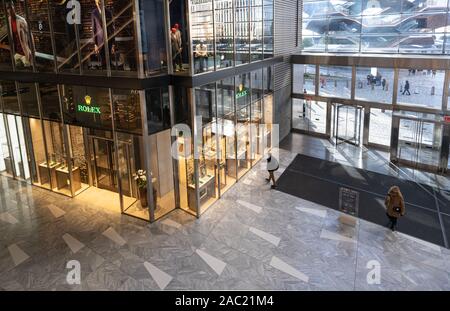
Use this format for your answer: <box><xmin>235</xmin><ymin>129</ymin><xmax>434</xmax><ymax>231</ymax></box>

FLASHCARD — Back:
<box><xmin>397</xmin><ymin>118</ymin><xmax>442</xmax><ymax>171</ymax></box>
<box><xmin>333</xmin><ymin>104</ymin><xmax>363</xmax><ymax>146</ymax></box>
<box><xmin>91</xmin><ymin>138</ymin><xmax>118</xmax><ymax>192</ymax></box>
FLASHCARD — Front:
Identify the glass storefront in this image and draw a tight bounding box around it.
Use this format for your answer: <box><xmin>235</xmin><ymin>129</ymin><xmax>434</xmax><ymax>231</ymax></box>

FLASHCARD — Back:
<box><xmin>0</xmin><ymin>0</ymin><xmax>167</xmax><ymax>76</ymax></box>
<box><xmin>0</xmin><ymin>79</ymin><xmax>180</xmax><ymax>222</ymax></box>
<box><xmin>191</xmin><ymin>66</ymin><xmax>273</xmax><ymax>215</ymax></box>
<box><xmin>169</xmin><ymin>0</ymin><xmax>274</xmax><ymax>75</ymax></box>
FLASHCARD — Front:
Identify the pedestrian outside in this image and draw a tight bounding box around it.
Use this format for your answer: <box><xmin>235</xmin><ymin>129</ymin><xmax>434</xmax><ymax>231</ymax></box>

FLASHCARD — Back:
<box><xmin>402</xmin><ymin>80</ymin><xmax>411</xmax><ymax>95</ymax></box>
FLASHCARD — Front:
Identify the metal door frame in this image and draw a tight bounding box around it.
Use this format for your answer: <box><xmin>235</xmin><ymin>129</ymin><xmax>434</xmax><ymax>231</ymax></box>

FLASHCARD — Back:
<box><xmin>89</xmin><ymin>136</ymin><xmax>118</xmax><ymax>192</ymax></box>
<box><xmin>392</xmin><ymin>114</ymin><xmax>446</xmax><ymax>173</ymax></box>
<box><xmin>333</xmin><ymin>103</ymin><xmax>363</xmax><ymax>146</ymax></box>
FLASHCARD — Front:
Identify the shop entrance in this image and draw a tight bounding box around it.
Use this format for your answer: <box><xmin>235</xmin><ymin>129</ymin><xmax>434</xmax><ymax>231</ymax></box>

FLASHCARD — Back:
<box><xmin>90</xmin><ymin>137</ymin><xmax>118</xmax><ymax>192</ymax></box>
<box><xmin>332</xmin><ymin>104</ymin><xmax>363</xmax><ymax>146</ymax></box>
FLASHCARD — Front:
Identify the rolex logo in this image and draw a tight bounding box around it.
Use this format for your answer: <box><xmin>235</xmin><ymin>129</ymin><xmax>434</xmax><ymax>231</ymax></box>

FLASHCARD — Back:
<box><xmin>84</xmin><ymin>95</ymin><xmax>92</xmax><ymax>105</ymax></box>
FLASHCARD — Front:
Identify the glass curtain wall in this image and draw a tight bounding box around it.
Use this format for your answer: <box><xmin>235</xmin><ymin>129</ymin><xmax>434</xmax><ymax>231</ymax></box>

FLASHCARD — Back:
<box><xmin>1</xmin><ymin>0</ymin><xmax>166</xmax><ymax>76</ymax></box>
<box><xmin>302</xmin><ymin>0</ymin><xmax>450</xmax><ymax>54</ymax></box>
<box><xmin>191</xmin><ymin>66</ymin><xmax>273</xmax><ymax>214</ymax></box>
<box><xmin>185</xmin><ymin>0</ymin><xmax>274</xmax><ymax>74</ymax></box>
<box><xmin>0</xmin><ymin>2</ymin><xmax>13</xmax><ymax>70</ymax></box>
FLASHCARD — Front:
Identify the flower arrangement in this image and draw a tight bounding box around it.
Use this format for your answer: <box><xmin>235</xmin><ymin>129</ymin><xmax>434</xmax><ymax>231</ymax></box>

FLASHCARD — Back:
<box><xmin>134</xmin><ymin>169</ymin><xmax>147</xmax><ymax>189</ymax></box>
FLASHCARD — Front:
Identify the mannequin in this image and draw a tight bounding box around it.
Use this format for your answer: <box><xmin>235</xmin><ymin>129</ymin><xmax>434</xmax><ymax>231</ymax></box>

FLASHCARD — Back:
<box><xmin>171</xmin><ymin>28</ymin><xmax>183</xmax><ymax>71</ymax></box>
<box><xmin>195</xmin><ymin>40</ymin><xmax>208</xmax><ymax>73</ymax></box>
<box><xmin>91</xmin><ymin>0</ymin><xmax>115</xmax><ymax>68</ymax></box>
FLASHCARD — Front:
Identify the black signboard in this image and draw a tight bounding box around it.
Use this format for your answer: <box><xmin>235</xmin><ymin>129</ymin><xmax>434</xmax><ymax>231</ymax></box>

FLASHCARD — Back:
<box><xmin>339</xmin><ymin>187</ymin><xmax>359</xmax><ymax>216</ymax></box>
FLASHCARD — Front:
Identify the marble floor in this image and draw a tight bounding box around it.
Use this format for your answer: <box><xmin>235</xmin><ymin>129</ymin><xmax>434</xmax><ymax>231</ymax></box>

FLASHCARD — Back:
<box><xmin>0</xmin><ymin>140</ymin><xmax>450</xmax><ymax>290</ymax></box>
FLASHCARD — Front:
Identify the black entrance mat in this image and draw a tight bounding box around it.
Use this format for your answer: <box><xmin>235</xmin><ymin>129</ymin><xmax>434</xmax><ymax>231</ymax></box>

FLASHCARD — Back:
<box><xmin>276</xmin><ymin>154</ymin><xmax>449</xmax><ymax>248</ymax></box>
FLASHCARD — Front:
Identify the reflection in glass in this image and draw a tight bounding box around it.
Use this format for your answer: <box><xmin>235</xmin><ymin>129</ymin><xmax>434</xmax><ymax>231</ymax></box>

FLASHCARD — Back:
<box><xmin>215</xmin><ymin>0</ymin><xmax>234</xmax><ymax>69</ymax></box>
<box><xmin>0</xmin><ymin>114</ymin><xmax>13</xmax><ymax>177</ymax></box>
<box><xmin>28</xmin><ymin>0</ymin><xmax>55</xmax><ymax>72</ymax></box>
<box><xmin>50</xmin><ymin>1</ymin><xmax>80</xmax><ymax>73</ymax></box>
<box><xmin>146</xmin><ymin>88</ymin><xmax>171</xmax><ymax>135</ymax></box>
<box><xmin>191</xmin><ymin>0</ymin><xmax>213</xmax><ymax>74</ymax></box>
<box><xmin>0</xmin><ymin>3</ymin><xmax>13</xmax><ymax>70</ymax></box>
<box><xmin>113</xmin><ymin>89</ymin><xmax>142</xmax><ymax>134</ymax></box>
<box><xmin>18</xmin><ymin>82</ymin><xmax>39</xmax><ymax>118</ymax></box>
<box><xmin>1</xmin><ymin>81</ymin><xmax>20</xmax><ymax>114</ymax></box>
<box><xmin>302</xmin><ymin>0</ymin><xmax>450</xmax><ymax>54</ymax></box>
<box><xmin>5</xmin><ymin>0</ymin><xmax>34</xmax><ymax>70</ymax></box>
<box><xmin>108</xmin><ymin>0</ymin><xmax>138</xmax><ymax>76</ymax></box>
<box><xmin>292</xmin><ymin>98</ymin><xmax>327</xmax><ymax>134</ymax></box>
<box><xmin>28</xmin><ymin>117</ymin><xmax>51</xmax><ymax>189</ymax></box>
<box><xmin>140</xmin><ymin>0</ymin><xmax>168</xmax><ymax>76</ymax></box>
<box><xmin>235</xmin><ymin>0</ymin><xmax>250</xmax><ymax>64</ymax></box>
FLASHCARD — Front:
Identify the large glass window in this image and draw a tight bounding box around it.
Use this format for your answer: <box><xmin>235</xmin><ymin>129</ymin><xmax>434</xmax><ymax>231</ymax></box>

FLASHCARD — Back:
<box><xmin>293</xmin><ymin>64</ymin><xmax>316</xmax><ymax>94</ymax></box>
<box><xmin>250</xmin><ymin>0</ymin><xmax>263</xmax><ymax>61</ymax></box>
<box><xmin>215</xmin><ymin>0</ymin><xmax>234</xmax><ymax>69</ymax></box>
<box><xmin>263</xmin><ymin>0</ymin><xmax>273</xmax><ymax>58</ymax></box>
<box><xmin>292</xmin><ymin>98</ymin><xmax>327</xmax><ymax>134</ymax></box>
<box><xmin>140</xmin><ymin>0</ymin><xmax>168</xmax><ymax>76</ymax></box>
<box><xmin>195</xmin><ymin>83</ymin><xmax>218</xmax><ymax>213</ymax></box>
<box><xmin>302</xmin><ymin>0</ymin><xmax>450</xmax><ymax>54</ymax></box>
<box><xmin>28</xmin><ymin>0</ymin><xmax>56</xmax><ymax>72</ymax></box>
<box><xmin>1</xmin><ymin>81</ymin><xmax>20</xmax><ymax>114</ymax></box>
<box><xmin>5</xmin><ymin>0</ymin><xmax>34</xmax><ymax>70</ymax></box>
<box><xmin>107</xmin><ymin>0</ymin><xmax>138</xmax><ymax>76</ymax></box>
<box><xmin>0</xmin><ymin>3</ymin><xmax>13</xmax><ymax>70</ymax></box>
<box><xmin>39</xmin><ymin>83</ymin><xmax>61</xmax><ymax>121</ymax></box>
<box><xmin>235</xmin><ymin>0</ymin><xmax>250</xmax><ymax>65</ymax></box>
<box><xmin>355</xmin><ymin>67</ymin><xmax>394</xmax><ymax>104</ymax></box>
<box><xmin>18</xmin><ymin>82</ymin><xmax>39</xmax><ymax>118</ymax></box>
<box><xmin>0</xmin><ymin>114</ymin><xmax>13</xmax><ymax>177</ymax></box>
<box><xmin>146</xmin><ymin>87</ymin><xmax>170</xmax><ymax>135</ymax></box>
<box><xmin>369</xmin><ymin>108</ymin><xmax>392</xmax><ymax>147</ymax></box>
<box><xmin>397</xmin><ymin>68</ymin><xmax>445</xmax><ymax>109</ymax></box>
<box><xmin>50</xmin><ymin>0</ymin><xmax>80</xmax><ymax>73</ymax></box>
<box><xmin>319</xmin><ymin>65</ymin><xmax>352</xmax><ymax>99</ymax></box>
<box><xmin>112</xmin><ymin>89</ymin><xmax>142</xmax><ymax>135</ymax></box>
<box><xmin>191</xmin><ymin>0</ymin><xmax>214</xmax><ymax>74</ymax></box>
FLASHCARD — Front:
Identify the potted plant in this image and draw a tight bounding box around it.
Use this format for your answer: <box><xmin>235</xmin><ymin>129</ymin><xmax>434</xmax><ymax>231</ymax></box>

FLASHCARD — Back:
<box><xmin>134</xmin><ymin>169</ymin><xmax>148</xmax><ymax>208</ymax></box>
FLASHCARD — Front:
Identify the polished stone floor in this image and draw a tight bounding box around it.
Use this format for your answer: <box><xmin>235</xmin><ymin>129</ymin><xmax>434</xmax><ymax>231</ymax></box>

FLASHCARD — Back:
<box><xmin>1</xmin><ymin>138</ymin><xmax>450</xmax><ymax>290</ymax></box>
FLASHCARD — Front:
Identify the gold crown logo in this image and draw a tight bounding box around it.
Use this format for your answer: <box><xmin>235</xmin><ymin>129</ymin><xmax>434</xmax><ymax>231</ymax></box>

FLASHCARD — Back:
<box><xmin>84</xmin><ymin>95</ymin><xmax>92</xmax><ymax>105</ymax></box>
<box><xmin>239</xmin><ymin>84</ymin><xmax>243</xmax><ymax>92</ymax></box>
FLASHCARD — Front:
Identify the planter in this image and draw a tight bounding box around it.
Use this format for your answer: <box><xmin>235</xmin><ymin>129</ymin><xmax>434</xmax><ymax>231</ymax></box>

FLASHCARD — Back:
<box><xmin>139</xmin><ymin>187</ymin><xmax>148</xmax><ymax>208</ymax></box>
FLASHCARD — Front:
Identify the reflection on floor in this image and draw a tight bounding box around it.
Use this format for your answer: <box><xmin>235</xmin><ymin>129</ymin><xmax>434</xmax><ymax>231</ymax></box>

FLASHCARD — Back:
<box><xmin>154</xmin><ymin>190</ymin><xmax>176</xmax><ymax>220</ymax></box>
<box><xmin>281</xmin><ymin>133</ymin><xmax>450</xmax><ymax>190</ymax></box>
<box><xmin>74</xmin><ymin>187</ymin><xmax>136</xmax><ymax>215</ymax></box>
<box><xmin>32</xmin><ymin>181</ymin><xmax>90</xmax><ymax>198</ymax></box>
<box><xmin>2</xmin><ymin>145</ymin><xmax>450</xmax><ymax>290</ymax></box>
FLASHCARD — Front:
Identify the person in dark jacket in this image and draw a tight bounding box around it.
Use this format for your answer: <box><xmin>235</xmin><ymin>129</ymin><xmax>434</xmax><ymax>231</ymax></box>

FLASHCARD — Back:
<box><xmin>402</xmin><ymin>80</ymin><xmax>411</xmax><ymax>95</ymax></box>
<box><xmin>385</xmin><ymin>186</ymin><xmax>406</xmax><ymax>231</ymax></box>
<box><xmin>265</xmin><ymin>153</ymin><xmax>279</xmax><ymax>189</ymax></box>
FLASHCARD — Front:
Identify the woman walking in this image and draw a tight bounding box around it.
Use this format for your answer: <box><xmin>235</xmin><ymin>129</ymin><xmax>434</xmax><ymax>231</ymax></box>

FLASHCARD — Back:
<box><xmin>385</xmin><ymin>186</ymin><xmax>405</xmax><ymax>231</ymax></box>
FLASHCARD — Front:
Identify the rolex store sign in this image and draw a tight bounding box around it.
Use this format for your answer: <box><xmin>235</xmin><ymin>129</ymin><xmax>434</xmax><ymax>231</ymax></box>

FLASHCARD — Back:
<box><xmin>77</xmin><ymin>95</ymin><xmax>101</xmax><ymax>114</ymax></box>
